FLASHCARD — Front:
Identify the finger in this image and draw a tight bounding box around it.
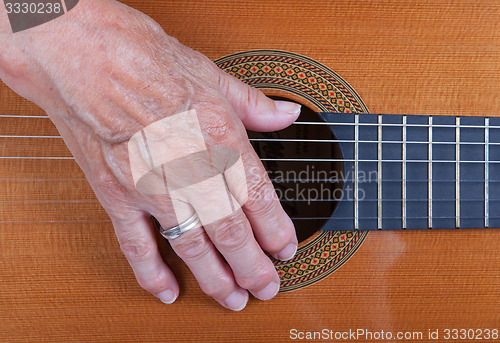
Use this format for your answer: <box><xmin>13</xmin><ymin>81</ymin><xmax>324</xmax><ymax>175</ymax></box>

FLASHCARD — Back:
<box><xmin>111</xmin><ymin>210</ymin><xmax>179</xmax><ymax>304</ymax></box>
<box><xmin>243</xmin><ymin>149</ymin><xmax>299</xmax><ymax>261</ymax></box>
<box><xmin>153</xmin><ymin>199</ymin><xmax>249</xmax><ymax>311</ymax></box>
<box><xmin>217</xmin><ymin>69</ymin><xmax>301</xmax><ymax>132</ymax></box>
<box><xmin>165</xmin><ymin>223</ymin><xmax>249</xmax><ymax>311</ymax></box>
<box><xmin>201</xmin><ymin>208</ymin><xmax>281</xmax><ymax>301</ymax></box>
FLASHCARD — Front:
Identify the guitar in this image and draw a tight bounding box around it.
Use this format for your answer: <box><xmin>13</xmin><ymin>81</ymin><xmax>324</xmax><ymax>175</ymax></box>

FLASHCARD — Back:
<box><xmin>1</xmin><ymin>1</ymin><xmax>499</xmax><ymax>342</ymax></box>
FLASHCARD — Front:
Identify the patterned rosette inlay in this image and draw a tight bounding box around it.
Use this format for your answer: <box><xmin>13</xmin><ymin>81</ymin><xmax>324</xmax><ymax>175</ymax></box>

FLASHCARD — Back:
<box><xmin>215</xmin><ymin>50</ymin><xmax>369</xmax><ymax>292</ymax></box>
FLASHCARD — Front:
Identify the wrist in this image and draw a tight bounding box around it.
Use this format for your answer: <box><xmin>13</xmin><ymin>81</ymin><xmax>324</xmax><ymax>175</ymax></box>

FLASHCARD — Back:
<box><xmin>0</xmin><ymin>0</ymin><xmax>115</xmax><ymax>111</ymax></box>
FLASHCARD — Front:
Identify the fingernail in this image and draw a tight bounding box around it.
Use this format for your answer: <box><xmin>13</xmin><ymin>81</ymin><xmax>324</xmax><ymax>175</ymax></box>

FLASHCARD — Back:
<box><xmin>254</xmin><ymin>281</ymin><xmax>280</xmax><ymax>301</ymax></box>
<box><xmin>224</xmin><ymin>290</ymin><xmax>248</xmax><ymax>311</ymax></box>
<box><xmin>274</xmin><ymin>100</ymin><xmax>301</xmax><ymax>115</ymax></box>
<box><xmin>157</xmin><ymin>290</ymin><xmax>177</xmax><ymax>304</ymax></box>
<box><xmin>276</xmin><ymin>243</ymin><xmax>298</xmax><ymax>261</ymax></box>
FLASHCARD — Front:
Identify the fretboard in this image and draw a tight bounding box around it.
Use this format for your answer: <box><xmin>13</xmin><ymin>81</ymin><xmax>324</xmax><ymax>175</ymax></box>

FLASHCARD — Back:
<box><xmin>317</xmin><ymin>113</ymin><xmax>500</xmax><ymax>230</ymax></box>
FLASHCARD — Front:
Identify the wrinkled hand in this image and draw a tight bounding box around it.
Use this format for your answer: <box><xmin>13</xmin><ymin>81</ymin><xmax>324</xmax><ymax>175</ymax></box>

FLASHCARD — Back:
<box><xmin>0</xmin><ymin>0</ymin><xmax>299</xmax><ymax>310</ymax></box>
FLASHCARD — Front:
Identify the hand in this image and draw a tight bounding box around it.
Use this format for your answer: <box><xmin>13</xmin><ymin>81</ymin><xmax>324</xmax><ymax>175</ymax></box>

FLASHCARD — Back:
<box><xmin>0</xmin><ymin>0</ymin><xmax>299</xmax><ymax>310</ymax></box>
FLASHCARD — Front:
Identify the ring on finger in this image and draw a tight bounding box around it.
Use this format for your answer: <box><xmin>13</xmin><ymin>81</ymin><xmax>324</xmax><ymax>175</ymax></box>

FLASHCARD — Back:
<box><xmin>159</xmin><ymin>213</ymin><xmax>201</xmax><ymax>240</ymax></box>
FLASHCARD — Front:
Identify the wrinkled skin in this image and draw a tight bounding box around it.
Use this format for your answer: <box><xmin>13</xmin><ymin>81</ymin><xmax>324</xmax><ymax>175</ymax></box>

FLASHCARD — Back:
<box><xmin>0</xmin><ymin>0</ymin><xmax>299</xmax><ymax>311</ymax></box>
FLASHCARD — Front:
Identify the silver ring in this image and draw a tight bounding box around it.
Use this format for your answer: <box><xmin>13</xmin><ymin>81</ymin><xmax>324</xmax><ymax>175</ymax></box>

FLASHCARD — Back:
<box><xmin>159</xmin><ymin>213</ymin><xmax>201</xmax><ymax>240</ymax></box>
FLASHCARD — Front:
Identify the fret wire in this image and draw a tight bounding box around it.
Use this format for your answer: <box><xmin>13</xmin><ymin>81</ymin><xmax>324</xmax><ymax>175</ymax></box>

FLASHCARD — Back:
<box><xmin>354</xmin><ymin>114</ymin><xmax>359</xmax><ymax>230</ymax></box>
<box><xmin>293</xmin><ymin>121</ymin><xmax>500</xmax><ymax>129</ymax></box>
<box><xmin>485</xmin><ymin>118</ymin><xmax>490</xmax><ymax>228</ymax></box>
<box><xmin>455</xmin><ymin>117</ymin><xmax>460</xmax><ymax>229</ymax></box>
<box><xmin>428</xmin><ymin>116</ymin><xmax>433</xmax><ymax>229</ymax></box>
<box><xmin>377</xmin><ymin>114</ymin><xmax>382</xmax><ymax>230</ymax></box>
<box><xmin>402</xmin><ymin>115</ymin><xmax>407</xmax><ymax>229</ymax></box>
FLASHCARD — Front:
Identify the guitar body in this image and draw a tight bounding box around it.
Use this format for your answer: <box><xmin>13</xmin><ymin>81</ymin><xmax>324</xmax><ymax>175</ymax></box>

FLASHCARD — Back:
<box><xmin>1</xmin><ymin>1</ymin><xmax>499</xmax><ymax>341</ymax></box>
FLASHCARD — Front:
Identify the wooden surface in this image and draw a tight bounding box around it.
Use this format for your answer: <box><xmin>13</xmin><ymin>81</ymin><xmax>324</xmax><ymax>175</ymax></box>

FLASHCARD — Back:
<box><xmin>1</xmin><ymin>1</ymin><xmax>499</xmax><ymax>342</ymax></box>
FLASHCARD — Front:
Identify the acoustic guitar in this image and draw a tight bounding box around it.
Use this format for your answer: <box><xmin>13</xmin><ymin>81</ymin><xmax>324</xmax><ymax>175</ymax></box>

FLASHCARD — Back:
<box><xmin>1</xmin><ymin>1</ymin><xmax>499</xmax><ymax>342</ymax></box>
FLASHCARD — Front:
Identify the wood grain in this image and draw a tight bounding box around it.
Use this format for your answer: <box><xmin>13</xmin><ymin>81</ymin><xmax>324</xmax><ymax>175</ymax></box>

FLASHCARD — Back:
<box><xmin>0</xmin><ymin>0</ymin><xmax>499</xmax><ymax>342</ymax></box>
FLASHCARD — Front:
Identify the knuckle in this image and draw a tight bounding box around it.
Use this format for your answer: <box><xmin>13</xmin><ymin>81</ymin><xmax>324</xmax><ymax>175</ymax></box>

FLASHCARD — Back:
<box><xmin>249</xmin><ymin>211</ymin><xmax>294</xmax><ymax>254</ymax></box>
<box><xmin>92</xmin><ymin>169</ymin><xmax>128</xmax><ymax>200</ymax></box>
<box><xmin>137</xmin><ymin>271</ymin><xmax>169</xmax><ymax>295</ymax></box>
<box><xmin>200</xmin><ymin>274</ymin><xmax>233</xmax><ymax>298</ymax></box>
<box><xmin>211</xmin><ymin>217</ymin><xmax>250</xmax><ymax>251</ymax></box>
<box><xmin>217</xmin><ymin>72</ymin><xmax>231</xmax><ymax>95</ymax></box>
<box><xmin>246</xmin><ymin>86</ymin><xmax>261</xmax><ymax>112</ymax></box>
<box><xmin>262</xmin><ymin>228</ymin><xmax>291</xmax><ymax>253</ymax></box>
<box><xmin>245</xmin><ymin>179</ymin><xmax>277</xmax><ymax>213</ymax></box>
<box><xmin>236</xmin><ymin>264</ymin><xmax>274</xmax><ymax>291</ymax></box>
<box><xmin>202</xmin><ymin>115</ymin><xmax>234</xmax><ymax>143</ymax></box>
<box><xmin>120</xmin><ymin>237</ymin><xmax>156</xmax><ymax>262</ymax></box>
<box><xmin>172</xmin><ymin>230</ymin><xmax>210</xmax><ymax>261</ymax></box>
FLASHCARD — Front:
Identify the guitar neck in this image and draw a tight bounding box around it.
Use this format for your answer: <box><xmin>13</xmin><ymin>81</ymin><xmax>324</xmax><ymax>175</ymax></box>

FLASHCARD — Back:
<box><xmin>316</xmin><ymin>112</ymin><xmax>500</xmax><ymax>230</ymax></box>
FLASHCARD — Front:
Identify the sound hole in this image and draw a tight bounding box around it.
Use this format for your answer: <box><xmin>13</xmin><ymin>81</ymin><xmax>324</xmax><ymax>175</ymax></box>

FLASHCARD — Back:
<box><xmin>248</xmin><ymin>98</ymin><xmax>344</xmax><ymax>243</ymax></box>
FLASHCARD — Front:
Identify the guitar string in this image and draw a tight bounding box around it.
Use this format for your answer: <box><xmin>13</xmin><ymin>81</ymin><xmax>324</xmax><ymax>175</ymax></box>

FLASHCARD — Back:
<box><xmin>2</xmin><ymin>114</ymin><xmax>499</xmax><ymax>128</ymax></box>
<box><xmin>2</xmin><ymin>157</ymin><xmax>499</xmax><ymax>163</ymax></box>
<box><xmin>1</xmin><ymin>198</ymin><xmax>498</xmax><ymax>203</ymax></box>
<box><xmin>250</xmin><ymin>139</ymin><xmax>499</xmax><ymax>145</ymax></box>
<box><xmin>3</xmin><ymin>136</ymin><xmax>500</xmax><ymax>147</ymax></box>
<box><xmin>3</xmin><ymin>217</ymin><xmax>499</xmax><ymax>224</ymax></box>
<box><xmin>289</xmin><ymin>216</ymin><xmax>500</xmax><ymax>220</ymax></box>
<box><xmin>1</xmin><ymin>156</ymin><xmax>499</xmax><ymax>165</ymax></box>
<box><xmin>0</xmin><ymin>200</ymin><xmax>98</xmax><ymax>203</ymax></box>
<box><xmin>0</xmin><ymin>178</ymin><xmax>496</xmax><ymax>182</ymax></box>
<box><xmin>280</xmin><ymin>199</ymin><xmax>500</xmax><ymax>202</ymax></box>
<box><xmin>292</xmin><ymin>122</ymin><xmax>499</xmax><ymax>129</ymax></box>
<box><xmin>0</xmin><ymin>115</ymin><xmax>49</xmax><ymax>118</ymax></box>
<box><xmin>1</xmin><ymin>116</ymin><xmax>497</xmax><ymax>225</ymax></box>
<box><xmin>268</xmin><ymin>179</ymin><xmax>498</xmax><ymax>182</ymax></box>
<box><xmin>0</xmin><ymin>220</ymin><xmax>112</xmax><ymax>224</ymax></box>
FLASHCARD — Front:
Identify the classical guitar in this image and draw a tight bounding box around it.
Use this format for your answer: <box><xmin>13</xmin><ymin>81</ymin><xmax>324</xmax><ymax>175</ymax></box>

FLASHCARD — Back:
<box><xmin>1</xmin><ymin>1</ymin><xmax>499</xmax><ymax>342</ymax></box>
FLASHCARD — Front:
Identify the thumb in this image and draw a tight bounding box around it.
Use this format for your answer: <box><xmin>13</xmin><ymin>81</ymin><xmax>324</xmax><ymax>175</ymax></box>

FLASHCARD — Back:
<box><xmin>218</xmin><ymin>70</ymin><xmax>301</xmax><ymax>132</ymax></box>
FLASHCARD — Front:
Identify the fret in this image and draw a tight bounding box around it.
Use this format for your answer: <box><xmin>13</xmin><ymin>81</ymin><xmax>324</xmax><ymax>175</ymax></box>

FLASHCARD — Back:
<box><xmin>456</xmin><ymin>117</ymin><xmax>484</xmax><ymax>228</ymax></box>
<box><xmin>377</xmin><ymin>114</ymin><xmax>382</xmax><ymax>230</ymax></box>
<box><xmin>485</xmin><ymin>118</ymin><xmax>489</xmax><ymax>228</ymax></box>
<box><xmin>380</xmin><ymin>114</ymin><xmax>403</xmax><ymax>229</ymax></box>
<box><xmin>402</xmin><ymin>115</ymin><xmax>407</xmax><ymax>229</ymax></box>
<box><xmin>354</xmin><ymin>114</ymin><xmax>359</xmax><ymax>230</ymax></box>
<box><xmin>428</xmin><ymin>116</ymin><xmax>433</xmax><ymax>229</ymax></box>
<box><xmin>455</xmin><ymin>117</ymin><xmax>460</xmax><ymax>228</ymax></box>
